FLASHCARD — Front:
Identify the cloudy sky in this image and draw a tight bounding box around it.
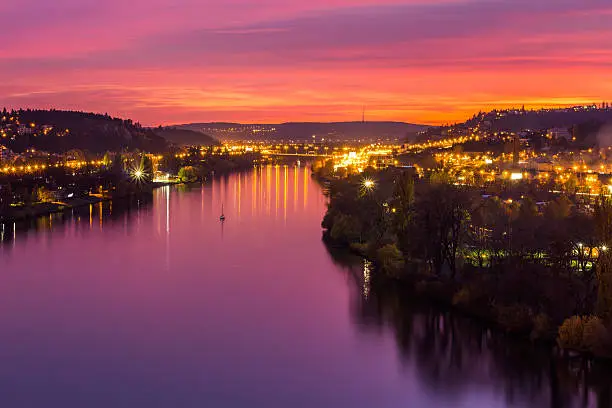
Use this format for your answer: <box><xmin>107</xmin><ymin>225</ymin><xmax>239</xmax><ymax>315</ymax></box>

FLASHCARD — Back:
<box><xmin>1</xmin><ymin>0</ymin><xmax>611</xmax><ymax>125</ymax></box>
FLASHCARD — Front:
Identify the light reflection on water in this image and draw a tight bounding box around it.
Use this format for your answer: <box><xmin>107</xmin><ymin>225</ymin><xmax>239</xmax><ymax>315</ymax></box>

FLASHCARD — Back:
<box><xmin>0</xmin><ymin>165</ymin><xmax>610</xmax><ymax>408</ymax></box>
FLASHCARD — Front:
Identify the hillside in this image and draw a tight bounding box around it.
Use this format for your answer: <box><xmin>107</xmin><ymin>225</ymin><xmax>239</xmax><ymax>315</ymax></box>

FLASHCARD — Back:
<box><xmin>1</xmin><ymin>109</ymin><xmax>168</xmax><ymax>153</ymax></box>
<box><xmin>477</xmin><ymin>107</ymin><xmax>612</xmax><ymax>132</ymax></box>
<box><xmin>418</xmin><ymin>105</ymin><xmax>612</xmax><ymax>143</ymax></box>
<box><xmin>178</xmin><ymin>121</ymin><xmax>428</xmax><ymax>141</ymax></box>
<box><xmin>152</xmin><ymin>127</ymin><xmax>218</xmax><ymax>146</ymax></box>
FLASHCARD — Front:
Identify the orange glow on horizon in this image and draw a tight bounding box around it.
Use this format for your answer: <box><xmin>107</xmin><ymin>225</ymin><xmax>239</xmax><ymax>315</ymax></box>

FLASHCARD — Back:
<box><xmin>2</xmin><ymin>0</ymin><xmax>611</xmax><ymax>125</ymax></box>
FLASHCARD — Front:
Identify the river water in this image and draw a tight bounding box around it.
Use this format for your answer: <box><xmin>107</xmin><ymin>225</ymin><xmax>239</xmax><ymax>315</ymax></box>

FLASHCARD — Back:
<box><xmin>0</xmin><ymin>166</ymin><xmax>610</xmax><ymax>408</ymax></box>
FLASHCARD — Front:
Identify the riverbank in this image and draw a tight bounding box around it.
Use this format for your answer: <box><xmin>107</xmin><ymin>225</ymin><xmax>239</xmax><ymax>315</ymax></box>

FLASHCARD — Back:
<box><xmin>319</xmin><ymin>169</ymin><xmax>612</xmax><ymax>360</ymax></box>
<box><xmin>0</xmin><ymin>181</ymin><xmax>179</xmax><ymax>223</ymax></box>
<box><xmin>326</xmin><ymin>236</ymin><xmax>612</xmax><ymax>365</ymax></box>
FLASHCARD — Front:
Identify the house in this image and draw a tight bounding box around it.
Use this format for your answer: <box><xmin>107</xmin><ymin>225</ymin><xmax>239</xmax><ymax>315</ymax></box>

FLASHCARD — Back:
<box><xmin>0</xmin><ymin>145</ymin><xmax>14</xmax><ymax>162</ymax></box>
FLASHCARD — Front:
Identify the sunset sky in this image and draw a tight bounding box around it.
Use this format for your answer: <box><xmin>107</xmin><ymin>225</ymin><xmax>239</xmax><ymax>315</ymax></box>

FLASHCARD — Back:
<box><xmin>2</xmin><ymin>0</ymin><xmax>611</xmax><ymax>125</ymax></box>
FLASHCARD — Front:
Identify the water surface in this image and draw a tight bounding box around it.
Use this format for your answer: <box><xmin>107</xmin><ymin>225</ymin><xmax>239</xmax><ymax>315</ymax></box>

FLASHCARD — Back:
<box><xmin>0</xmin><ymin>166</ymin><xmax>609</xmax><ymax>407</ymax></box>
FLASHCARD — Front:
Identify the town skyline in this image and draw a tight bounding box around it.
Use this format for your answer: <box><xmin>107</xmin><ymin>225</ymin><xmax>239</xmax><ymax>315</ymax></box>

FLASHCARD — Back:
<box><xmin>2</xmin><ymin>0</ymin><xmax>611</xmax><ymax>126</ymax></box>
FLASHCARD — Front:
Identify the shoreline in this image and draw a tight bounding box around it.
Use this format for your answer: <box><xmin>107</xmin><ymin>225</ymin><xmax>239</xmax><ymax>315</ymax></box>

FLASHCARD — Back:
<box><xmin>314</xmin><ymin>167</ymin><xmax>612</xmax><ymax>362</ymax></box>
<box><xmin>0</xmin><ymin>163</ymin><xmax>259</xmax><ymax>224</ymax></box>
<box><xmin>0</xmin><ymin>181</ymin><xmax>179</xmax><ymax>224</ymax></box>
<box><xmin>324</xmin><ymin>236</ymin><xmax>610</xmax><ymax>362</ymax></box>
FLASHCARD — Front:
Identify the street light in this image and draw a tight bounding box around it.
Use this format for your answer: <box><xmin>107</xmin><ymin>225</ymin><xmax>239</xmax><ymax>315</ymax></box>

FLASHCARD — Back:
<box><xmin>362</xmin><ymin>178</ymin><xmax>375</xmax><ymax>190</ymax></box>
<box><xmin>130</xmin><ymin>166</ymin><xmax>147</xmax><ymax>183</ymax></box>
<box><xmin>360</xmin><ymin>178</ymin><xmax>376</xmax><ymax>196</ymax></box>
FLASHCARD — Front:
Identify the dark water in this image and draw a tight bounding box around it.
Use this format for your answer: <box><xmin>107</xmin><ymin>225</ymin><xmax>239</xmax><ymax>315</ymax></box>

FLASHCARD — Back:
<box><xmin>0</xmin><ymin>166</ymin><xmax>610</xmax><ymax>408</ymax></box>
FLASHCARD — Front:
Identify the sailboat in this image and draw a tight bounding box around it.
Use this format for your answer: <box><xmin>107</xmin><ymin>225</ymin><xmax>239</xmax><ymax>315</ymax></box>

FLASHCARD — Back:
<box><xmin>220</xmin><ymin>204</ymin><xmax>226</xmax><ymax>221</ymax></box>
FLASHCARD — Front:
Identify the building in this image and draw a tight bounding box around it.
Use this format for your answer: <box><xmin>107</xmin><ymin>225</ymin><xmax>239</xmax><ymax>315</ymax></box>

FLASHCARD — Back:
<box><xmin>368</xmin><ymin>154</ymin><xmax>396</xmax><ymax>170</ymax></box>
<box><xmin>17</xmin><ymin>124</ymin><xmax>34</xmax><ymax>135</ymax></box>
<box><xmin>547</xmin><ymin>127</ymin><xmax>572</xmax><ymax>141</ymax></box>
<box><xmin>0</xmin><ymin>145</ymin><xmax>14</xmax><ymax>162</ymax></box>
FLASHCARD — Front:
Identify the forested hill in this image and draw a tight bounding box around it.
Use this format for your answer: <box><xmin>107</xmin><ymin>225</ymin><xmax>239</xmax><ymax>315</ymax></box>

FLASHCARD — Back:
<box><xmin>418</xmin><ymin>105</ymin><xmax>612</xmax><ymax>142</ymax></box>
<box><xmin>472</xmin><ymin>107</ymin><xmax>612</xmax><ymax>132</ymax></box>
<box><xmin>152</xmin><ymin>127</ymin><xmax>218</xmax><ymax>146</ymax></box>
<box><xmin>178</xmin><ymin>121</ymin><xmax>428</xmax><ymax>141</ymax></box>
<box><xmin>2</xmin><ymin>109</ymin><xmax>168</xmax><ymax>153</ymax></box>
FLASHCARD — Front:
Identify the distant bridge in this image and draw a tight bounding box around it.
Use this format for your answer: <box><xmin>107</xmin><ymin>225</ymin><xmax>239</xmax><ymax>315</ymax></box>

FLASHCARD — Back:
<box><xmin>261</xmin><ymin>152</ymin><xmax>330</xmax><ymax>157</ymax></box>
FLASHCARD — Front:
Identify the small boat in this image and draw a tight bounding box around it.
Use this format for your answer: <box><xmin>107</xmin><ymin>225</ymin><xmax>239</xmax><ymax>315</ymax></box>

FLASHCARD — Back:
<box><xmin>220</xmin><ymin>204</ymin><xmax>226</xmax><ymax>221</ymax></box>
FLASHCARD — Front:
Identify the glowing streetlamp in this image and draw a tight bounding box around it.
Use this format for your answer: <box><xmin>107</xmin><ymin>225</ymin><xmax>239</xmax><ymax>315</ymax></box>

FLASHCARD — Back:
<box><xmin>130</xmin><ymin>166</ymin><xmax>148</xmax><ymax>183</ymax></box>
<box><xmin>360</xmin><ymin>178</ymin><xmax>376</xmax><ymax>196</ymax></box>
<box><xmin>362</xmin><ymin>178</ymin><xmax>375</xmax><ymax>190</ymax></box>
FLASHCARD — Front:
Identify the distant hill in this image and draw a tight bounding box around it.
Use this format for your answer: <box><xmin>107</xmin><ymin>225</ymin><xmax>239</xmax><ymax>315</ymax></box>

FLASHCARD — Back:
<box><xmin>2</xmin><ymin>109</ymin><xmax>168</xmax><ymax>153</ymax></box>
<box><xmin>177</xmin><ymin>121</ymin><xmax>428</xmax><ymax>142</ymax></box>
<box><xmin>417</xmin><ymin>105</ymin><xmax>612</xmax><ymax>146</ymax></box>
<box><xmin>470</xmin><ymin>107</ymin><xmax>612</xmax><ymax>133</ymax></box>
<box><xmin>152</xmin><ymin>127</ymin><xmax>218</xmax><ymax>146</ymax></box>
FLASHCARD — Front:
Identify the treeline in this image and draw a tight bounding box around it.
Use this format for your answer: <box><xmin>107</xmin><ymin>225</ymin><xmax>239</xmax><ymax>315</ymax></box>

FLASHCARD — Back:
<box><xmin>3</xmin><ymin>109</ymin><xmax>168</xmax><ymax>153</ymax></box>
<box><xmin>321</xmin><ymin>168</ymin><xmax>612</xmax><ymax>358</ymax></box>
<box><xmin>418</xmin><ymin>106</ymin><xmax>612</xmax><ymax>147</ymax></box>
<box><xmin>343</xmin><ymin>271</ymin><xmax>612</xmax><ymax>407</ymax></box>
<box><xmin>162</xmin><ymin>147</ymin><xmax>261</xmax><ymax>183</ymax></box>
<box><xmin>485</xmin><ymin>108</ymin><xmax>612</xmax><ymax>135</ymax></box>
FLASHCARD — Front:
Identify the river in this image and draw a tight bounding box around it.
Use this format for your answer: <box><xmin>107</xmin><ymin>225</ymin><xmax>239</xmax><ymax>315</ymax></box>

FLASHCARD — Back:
<box><xmin>0</xmin><ymin>166</ymin><xmax>610</xmax><ymax>408</ymax></box>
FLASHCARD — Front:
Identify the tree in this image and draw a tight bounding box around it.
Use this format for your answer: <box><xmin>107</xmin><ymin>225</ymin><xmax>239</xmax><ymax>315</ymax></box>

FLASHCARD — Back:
<box><xmin>313</xmin><ymin>159</ymin><xmax>334</xmax><ymax>179</ymax></box>
<box><xmin>595</xmin><ymin>197</ymin><xmax>612</xmax><ymax>320</ymax></box>
<box><xmin>392</xmin><ymin>170</ymin><xmax>415</xmax><ymax>231</ymax></box>
<box><xmin>178</xmin><ymin>166</ymin><xmax>198</xmax><ymax>183</ymax></box>
<box><xmin>102</xmin><ymin>151</ymin><xmax>112</xmax><ymax>167</ymax></box>
<box><xmin>330</xmin><ymin>213</ymin><xmax>362</xmax><ymax>244</ymax></box>
<box><xmin>36</xmin><ymin>186</ymin><xmax>54</xmax><ymax>203</ymax></box>
<box><xmin>595</xmin><ymin>196</ymin><xmax>612</xmax><ymax>245</ymax></box>
<box><xmin>140</xmin><ymin>155</ymin><xmax>153</xmax><ymax>178</ymax></box>
<box><xmin>546</xmin><ymin>195</ymin><xmax>573</xmax><ymax>219</ymax></box>
<box><xmin>468</xmin><ymin>197</ymin><xmax>507</xmax><ymax>269</ymax></box>
<box><xmin>519</xmin><ymin>197</ymin><xmax>538</xmax><ymax>219</ymax></box>
<box><xmin>376</xmin><ymin>244</ymin><xmax>405</xmax><ymax>277</ymax></box>
<box><xmin>597</xmin><ymin>252</ymin><xmax>612</xmax><ymax>320</ymax></box>
<box><xmin>413</xmin><ymin>183</ymin><xmax>473</xmax><ymax>278</ymax></box>
<box><xmin>111</xmin><ymin>153</ymin><xmax>126</xmax><ymax>177</ymax></box>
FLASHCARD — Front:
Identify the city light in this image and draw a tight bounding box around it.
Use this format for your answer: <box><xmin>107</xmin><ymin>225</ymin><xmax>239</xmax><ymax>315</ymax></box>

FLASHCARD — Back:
<box><xmin>362</xmin><ymin>178</ymin><xmax>376</xmax><ymax>193</ymax></box>
<box><xmin>130</xmin><ymin>165</ymin><xmax>148</xmax><ymax>183</ymax></box>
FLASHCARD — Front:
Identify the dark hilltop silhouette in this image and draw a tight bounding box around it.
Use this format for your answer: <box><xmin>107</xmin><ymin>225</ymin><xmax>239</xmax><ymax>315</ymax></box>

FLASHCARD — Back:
<box><xmin>177</xmin><ymin>121</ymin><xmax>428</xmax><ymax>142</ymax></box>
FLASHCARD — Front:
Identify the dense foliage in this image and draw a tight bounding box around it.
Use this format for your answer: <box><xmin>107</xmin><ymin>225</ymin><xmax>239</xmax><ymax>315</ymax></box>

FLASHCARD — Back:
<box><xmin>2</xmin><ymin>109</ymin><xmax>167</xmax><ymax>153</ymax></box>
<box><xmin>321</xmin><ymin>168</ymin><xmax>612</xmax><ymax>357</ymax></box>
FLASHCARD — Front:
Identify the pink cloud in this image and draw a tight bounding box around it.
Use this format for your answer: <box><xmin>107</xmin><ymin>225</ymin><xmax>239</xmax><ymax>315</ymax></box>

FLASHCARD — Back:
<box><xmin>1</xmin><ymin>0</ymin><xmax>612</xmax><ymax>125</ymax></box>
